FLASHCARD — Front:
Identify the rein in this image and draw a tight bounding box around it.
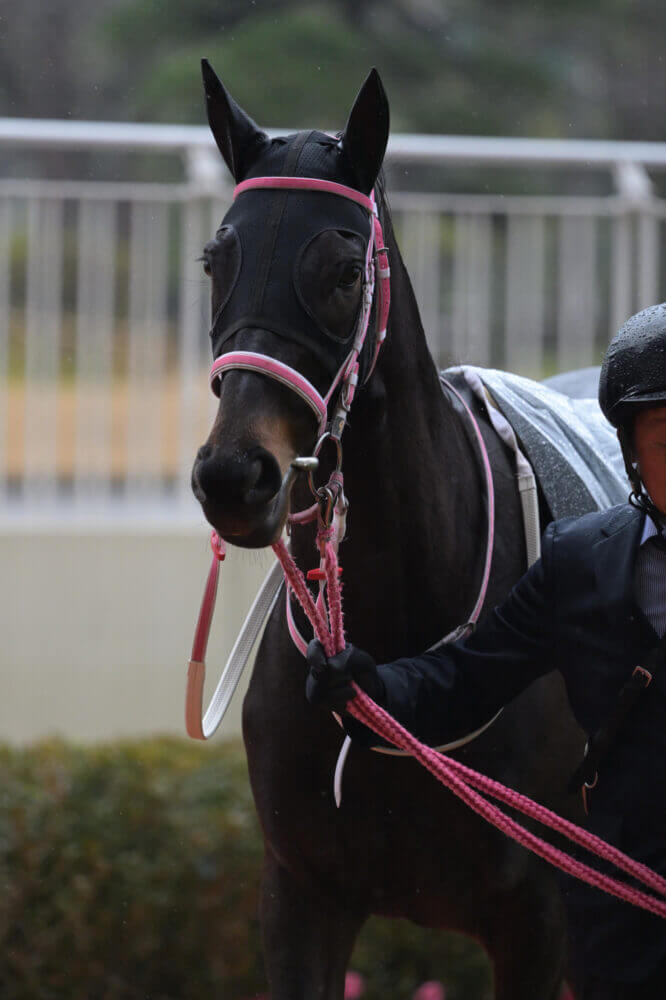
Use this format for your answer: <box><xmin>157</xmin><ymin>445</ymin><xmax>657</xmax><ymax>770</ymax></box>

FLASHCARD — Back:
<box><xmin>186</xmin><ymin>171</ymin><xmax>666</xmax><ymax>918</ymax></box>
<box><xmin>272</xmin><ymin>533</ymin><xmax>666</xmax><ymax>920</ymax></box>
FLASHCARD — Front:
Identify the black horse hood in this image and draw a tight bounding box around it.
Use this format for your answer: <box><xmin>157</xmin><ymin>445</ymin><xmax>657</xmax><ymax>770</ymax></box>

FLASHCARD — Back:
<box><xmin>209</xmin><ymin>131</ymin><xmax>377</xmax><ymax>380</ymax></box>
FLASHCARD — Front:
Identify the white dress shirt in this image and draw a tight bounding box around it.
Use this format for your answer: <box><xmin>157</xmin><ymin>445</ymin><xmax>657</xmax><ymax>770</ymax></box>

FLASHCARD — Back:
<box><xmin>634</xmin><ymin>512</ymin><xmax>666</xmax><ymax>638</ymax></box>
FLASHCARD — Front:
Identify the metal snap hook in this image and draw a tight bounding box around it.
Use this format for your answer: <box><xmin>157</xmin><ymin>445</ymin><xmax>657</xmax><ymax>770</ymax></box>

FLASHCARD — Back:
<box><xmin>316</xmin><ymin>484</ymin><xmax>336</xmax><ymax>528</ymax></box>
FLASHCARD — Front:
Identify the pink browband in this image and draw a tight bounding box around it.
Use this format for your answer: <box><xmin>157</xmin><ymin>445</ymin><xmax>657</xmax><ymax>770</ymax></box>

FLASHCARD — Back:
<box><xmin>210</xmin><ymin>174</ymin><xmax>390</xmax><ymax>435</ymax></box>
<box><xmin>234</xmin><ymin>176</ymin><xmax>376</xmax><ymax>215</ymax></box>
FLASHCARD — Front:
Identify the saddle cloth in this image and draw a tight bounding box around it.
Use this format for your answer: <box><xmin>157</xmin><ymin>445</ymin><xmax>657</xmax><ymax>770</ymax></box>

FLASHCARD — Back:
<box><xmin>444</xmin><ymin>365</ymin><xmax>627</xmax><ymax>521</ymax></box>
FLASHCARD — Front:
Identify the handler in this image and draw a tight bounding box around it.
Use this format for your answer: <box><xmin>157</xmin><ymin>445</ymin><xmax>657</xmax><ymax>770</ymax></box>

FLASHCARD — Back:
<box><xmin>306</xmin><ymin>303</ymin><xmax>666</xmax><ymax>1000</ymax></box>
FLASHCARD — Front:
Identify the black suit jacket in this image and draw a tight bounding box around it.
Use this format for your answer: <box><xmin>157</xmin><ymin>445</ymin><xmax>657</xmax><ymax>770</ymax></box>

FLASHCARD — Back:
<box><xmin>372</xmin><ymin>503</ymin><xmax>665</xmax><ymax>982</ymax></box>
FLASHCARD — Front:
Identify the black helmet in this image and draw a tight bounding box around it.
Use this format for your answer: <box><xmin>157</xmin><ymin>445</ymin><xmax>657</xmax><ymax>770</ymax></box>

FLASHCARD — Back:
<box><xmin>600</xmin><ymin>303</ymin><xmax>666</xmax><ymax>527</ymax></box>
<box><xmin>599</xmin><ymin>303</ymin><xmax>666</xmax><ymax>429</ymax></box>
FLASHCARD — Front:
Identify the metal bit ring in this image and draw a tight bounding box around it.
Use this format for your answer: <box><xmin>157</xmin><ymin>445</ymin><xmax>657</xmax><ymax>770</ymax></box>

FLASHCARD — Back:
<box><xmin>307</xmin><ymin>432</ymin><xmax>343</xmax><ymax>498</ymax></box>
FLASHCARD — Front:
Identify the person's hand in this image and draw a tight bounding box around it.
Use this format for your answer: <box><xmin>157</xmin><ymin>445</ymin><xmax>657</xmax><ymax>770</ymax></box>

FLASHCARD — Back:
<box><xmin>305</xmin><ymin>641</ymin><xmax>384</xmax><ymax>713</ymax></box>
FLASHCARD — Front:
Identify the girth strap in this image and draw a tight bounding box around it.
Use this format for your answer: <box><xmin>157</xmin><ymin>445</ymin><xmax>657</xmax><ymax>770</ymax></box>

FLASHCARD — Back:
<box><xmin>569</xmin><ymin>630</ymin><xmax>666</xmax><ymax>796</ymax></box>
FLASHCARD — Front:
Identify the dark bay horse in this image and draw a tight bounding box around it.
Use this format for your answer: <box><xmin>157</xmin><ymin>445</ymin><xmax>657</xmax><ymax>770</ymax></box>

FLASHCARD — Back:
<box><xmin>192</xmin><ymin>61</ymin><xmax>585</xmax><ymax>1000</ymax></box>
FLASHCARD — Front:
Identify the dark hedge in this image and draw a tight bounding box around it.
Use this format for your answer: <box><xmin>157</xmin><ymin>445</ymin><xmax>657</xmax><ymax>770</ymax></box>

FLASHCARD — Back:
<box><xmin>0</xmin><ymin>739</ymin><xmax>491</xmax><ymax>1000</ymax></box>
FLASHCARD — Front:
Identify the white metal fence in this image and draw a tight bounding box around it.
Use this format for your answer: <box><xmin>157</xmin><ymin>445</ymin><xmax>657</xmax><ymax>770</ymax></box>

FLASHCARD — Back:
<box><xmin>1</xmin><ymin>121</ymin><xmax>665</xmax><ymax>518</ymax></box>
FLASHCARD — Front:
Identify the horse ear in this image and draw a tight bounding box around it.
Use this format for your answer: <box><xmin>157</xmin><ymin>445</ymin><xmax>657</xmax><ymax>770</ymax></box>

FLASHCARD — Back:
<box><xmin>340</xmin><ymin>69</ymin><xmax>390</xmax><ymax>195</ymax></box>
<box><xmin>201</xmin><ymin>59</ymin><xmax>268</xmax><ymax>181</ymax></box>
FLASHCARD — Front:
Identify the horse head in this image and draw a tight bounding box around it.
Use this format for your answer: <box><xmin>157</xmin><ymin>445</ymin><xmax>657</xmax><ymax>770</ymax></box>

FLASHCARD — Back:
<box><xmin>191</xmin><ymin>60</ymin><xmax>390</xmax><ymax>547</ymax></box>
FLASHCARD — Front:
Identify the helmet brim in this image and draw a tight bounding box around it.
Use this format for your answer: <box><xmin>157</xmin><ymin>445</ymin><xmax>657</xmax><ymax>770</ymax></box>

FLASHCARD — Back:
<box><xmin>609</xmin><ymin>390</ymin><xmax>666</xmax><ymax>427</ymax></box>
<box><xmin>617</xmin><ymin>389</ymin><xmax>666</xmax><ymax>408</ymax></box>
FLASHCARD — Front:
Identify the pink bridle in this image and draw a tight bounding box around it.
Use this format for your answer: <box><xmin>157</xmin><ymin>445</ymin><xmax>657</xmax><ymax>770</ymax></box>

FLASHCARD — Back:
<box><xmin>190</xmin><ymin>175</ymin><xmax>500</xmax><ymax>733</ymax></box>
<box><xmin>186</xmin><ymin>173</ymin><xmax>391</xmax><ymax>740</ymax></box>
<box><xmin>209</xmin><ymin>175</ymin><xmax>390</xmax><ymax>439</ymax></box>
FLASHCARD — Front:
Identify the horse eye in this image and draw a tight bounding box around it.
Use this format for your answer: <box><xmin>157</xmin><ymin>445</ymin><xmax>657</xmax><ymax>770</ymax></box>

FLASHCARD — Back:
<box><xmin>337</xmin><ymin>264</ymin><xmax>362</xmax><ymax>288</ymax></box>
<box><xmin>200</xmin><ymin>255</ymin><xmax>212</xmax><ymax>277</ymax></box>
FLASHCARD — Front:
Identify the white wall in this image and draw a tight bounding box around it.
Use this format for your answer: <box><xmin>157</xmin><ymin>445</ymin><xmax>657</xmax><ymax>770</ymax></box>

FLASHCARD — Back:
<box><xmin>0</xmin><ymin>523</ymin><xmax>274</xmax><ymax>745</ymax></box>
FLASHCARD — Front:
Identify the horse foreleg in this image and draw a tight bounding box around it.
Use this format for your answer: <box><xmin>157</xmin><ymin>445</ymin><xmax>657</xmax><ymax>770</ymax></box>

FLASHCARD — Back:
<box><xmin>485</xmin><ymin>867</ymin><xmax>568</xmax><ymax>1000</ymax></box>
<box><xmin>260</xmin><ymin>848</ymin><xmax>366</xmax><ymax>1000</ymax></box>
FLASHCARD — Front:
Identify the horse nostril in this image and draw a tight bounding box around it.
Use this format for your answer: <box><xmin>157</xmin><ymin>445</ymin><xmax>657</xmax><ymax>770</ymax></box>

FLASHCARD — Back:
<box><xmin>243</xmin><ymin>448</ymin><xmax>282</xmax><ymax>506</ymax></box>
<box><xmin>194</xmin><ymin>447</ymin><xmax>283</xmax><ymax>509</ymax></box>
<box><xmin>194</xmin><ymin>456</ymin><xmax>217</xmax><ymax>501</ymax></box>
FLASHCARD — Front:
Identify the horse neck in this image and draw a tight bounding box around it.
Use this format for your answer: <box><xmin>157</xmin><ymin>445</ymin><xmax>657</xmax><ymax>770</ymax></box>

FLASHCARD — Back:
<box><xmin>291</xmin><ymin>229</ymin><xmax>487</xmax><ymax>662</ymax></box>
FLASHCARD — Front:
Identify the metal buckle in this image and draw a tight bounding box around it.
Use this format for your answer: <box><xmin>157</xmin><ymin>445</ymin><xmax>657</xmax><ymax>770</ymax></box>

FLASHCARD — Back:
<box><xmin>581</xmin><ymin>739</ymin><xmax>598</xmax><ymax>816</ymax></box>
<box><xmin>580</xmin><ymin>738</ymin><xmax>598</xmax><ymax>790</ymax></box>
<box><xmin>315</xmin><ymin>484</ymin><xmax>337</xmax><ymax>528</ymax></box>
<box><xmin>297</xmin><ymin>434</ymin><xmax>346</xmax><ymax>529</ymax></box>
<box><xmin>375</xmin><ymin>245</ymin><xmax>390</xmax><ymax>275</ymax></box>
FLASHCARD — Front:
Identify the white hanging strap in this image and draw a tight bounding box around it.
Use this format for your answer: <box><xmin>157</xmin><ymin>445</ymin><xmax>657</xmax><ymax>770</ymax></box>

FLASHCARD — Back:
<box><xmin>481</xmin><ymin>394</ymin><xmax>541</xmax><ymax>567</ymax></box>
<box><xmin>186</xmin><ymin>558</ymin><xmax>284</xmax><ymax>740</ymax></box>
<box><xmin>460</xmin><ymin>367</ymin><xmax>541</xmax><ymax>567</ymax></box>
<box><xmin>517</xmin><ymin>458</ymin><xmax>542</xmax><ymax>567</ymax></box>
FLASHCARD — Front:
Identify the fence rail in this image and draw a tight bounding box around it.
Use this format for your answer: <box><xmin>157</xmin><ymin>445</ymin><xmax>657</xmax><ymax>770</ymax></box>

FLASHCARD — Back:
<box><xmin>1</xmin><ymin>121</ymin><xmax>665</xmax><ymax>520</ymax></box>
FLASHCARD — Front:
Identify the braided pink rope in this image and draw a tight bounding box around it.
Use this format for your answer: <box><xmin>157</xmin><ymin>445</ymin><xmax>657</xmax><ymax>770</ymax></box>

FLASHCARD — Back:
<box><xmin>349</xmin><ymin>691</ymin><xmax>666</xmax><ymax>917</ymax></box>
<box><xmin>437</xmin><ymin>736</ymin><xmax>666</xmax><ymax>897</ymax></box>
<box><xmin>324</xmin><ymin>540</ymin><xmax>346</xmax><ymax>653</ymax></box>
<box><xmin>273</xmin><ymin>539</ymin><xmax>332</xmax><ymax>652</ymax></box>
<box><xmin>272</xmin><ymin>537</ymin><xmax>666</xmax><ymax>918</ymax></box>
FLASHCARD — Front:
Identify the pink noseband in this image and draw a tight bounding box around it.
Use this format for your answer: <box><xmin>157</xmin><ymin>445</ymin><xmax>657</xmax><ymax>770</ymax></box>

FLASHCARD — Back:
<box><xmin>210</xmin><ymin>350</ymin><xmax>329</xmax><ymax>435</ymax></box>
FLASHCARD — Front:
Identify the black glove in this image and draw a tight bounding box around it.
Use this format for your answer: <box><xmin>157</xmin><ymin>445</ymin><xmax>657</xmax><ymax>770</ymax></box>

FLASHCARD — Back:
<box><xmin>305</xmin><ymin>641</ymin><xmax>385</xmax><ymax>713</ymax></box>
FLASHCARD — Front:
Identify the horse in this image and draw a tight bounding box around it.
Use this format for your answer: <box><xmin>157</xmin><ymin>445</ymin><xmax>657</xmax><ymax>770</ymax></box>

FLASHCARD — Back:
<box><xmin>191</xmin><ymin>61</ymin><xmax>586</xmax><ymax>1000</ymax></box>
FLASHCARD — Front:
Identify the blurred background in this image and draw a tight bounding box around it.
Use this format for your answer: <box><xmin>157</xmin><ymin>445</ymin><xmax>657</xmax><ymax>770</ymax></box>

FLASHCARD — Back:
<box><xmin>0</xmin><ymin>0</ymin><xmax>664</xmax><ymax>997</ymax></box>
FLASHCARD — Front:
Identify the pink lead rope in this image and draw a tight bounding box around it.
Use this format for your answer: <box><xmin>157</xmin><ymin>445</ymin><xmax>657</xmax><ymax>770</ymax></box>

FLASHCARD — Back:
<box><xmin>273</xmin><ymin>532</ymin><xmax>666</xmax><ymax>920</ymax></box>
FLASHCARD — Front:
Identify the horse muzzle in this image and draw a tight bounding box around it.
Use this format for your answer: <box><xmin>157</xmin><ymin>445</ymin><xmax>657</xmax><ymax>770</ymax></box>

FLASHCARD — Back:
<box><xmin>192</xmin><ymin>446</ymin><xmax>317</xmax><ymax>548</ymax></box>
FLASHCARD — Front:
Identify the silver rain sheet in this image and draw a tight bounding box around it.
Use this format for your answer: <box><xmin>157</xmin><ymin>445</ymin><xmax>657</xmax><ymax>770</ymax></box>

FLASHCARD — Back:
<box><xmin>448</xmin><ymin>365</ymin><xmax>628</xmax><ymax>519</ymax></box>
